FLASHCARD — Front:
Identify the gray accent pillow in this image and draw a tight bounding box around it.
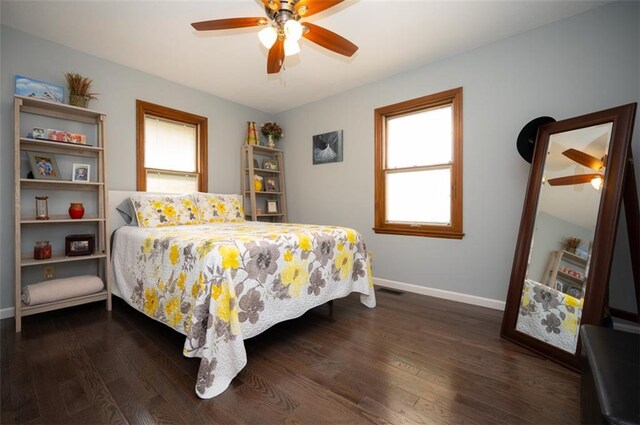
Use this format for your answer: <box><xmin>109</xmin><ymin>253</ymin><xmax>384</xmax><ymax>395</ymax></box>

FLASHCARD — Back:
<box><xmin>115</xmin><ymin>197</ymin><xmax>138</xmax><ymax>226</ymax></box>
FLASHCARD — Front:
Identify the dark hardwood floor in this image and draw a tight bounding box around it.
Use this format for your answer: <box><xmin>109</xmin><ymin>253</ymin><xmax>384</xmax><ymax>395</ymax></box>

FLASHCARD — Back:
<box><xmin>1</xmin><ymin>289</ymin><xmax>580</xmax><ymax>424</ymax></box>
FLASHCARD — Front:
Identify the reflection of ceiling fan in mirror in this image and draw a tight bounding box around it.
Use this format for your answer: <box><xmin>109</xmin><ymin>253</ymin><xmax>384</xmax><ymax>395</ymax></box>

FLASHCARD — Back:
<box><xmin>191</xmin><ymin>0</ymin><xmax>357</xmax><ymax>74</ymax></box>
<box><xmin>547</xmin><ymin>148</ymin><xmax>606</xmax><ymax>189</ymax></box>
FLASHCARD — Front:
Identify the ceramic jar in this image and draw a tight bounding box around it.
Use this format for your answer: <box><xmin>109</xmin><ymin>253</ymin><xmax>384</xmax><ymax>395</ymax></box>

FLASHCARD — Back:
<box><xmin>68</xmin><ymin>202</ymin><xmax>85</xmax><ymax>219</ymax></box>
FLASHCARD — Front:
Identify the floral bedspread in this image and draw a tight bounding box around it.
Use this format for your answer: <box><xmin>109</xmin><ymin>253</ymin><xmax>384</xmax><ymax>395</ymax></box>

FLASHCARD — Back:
<box><xmin>111</xmin><ymin>222</ymin><xmax>376</xmax><ymax>398</ymax></box>
<box><xmin>516</xmin><ymin>279</ymin><xmax>583</xmax><ymax>353</ymax></box>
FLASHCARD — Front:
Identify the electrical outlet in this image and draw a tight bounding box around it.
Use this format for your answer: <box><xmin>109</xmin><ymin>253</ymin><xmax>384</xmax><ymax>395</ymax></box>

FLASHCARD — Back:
<box><xmin>43</xmin><ymin>266</ymin><xmax>55</xmax><ymax>280</ymax></box>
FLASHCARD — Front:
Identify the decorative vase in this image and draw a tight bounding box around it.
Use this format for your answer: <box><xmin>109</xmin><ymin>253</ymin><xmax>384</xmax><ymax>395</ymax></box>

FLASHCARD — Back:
<box><xmin>267</xmin><ymin>134</ymin><xmax>275</xmax><ymax>149</ymax></box>
<box><xmin>254</xmin><ymin>175</ymin><xmax>263</xmax><ymax>192</ymax></box>
<box><xmin>69</xmin><ymin>95</ymin><xmax>88</xmax><ymax>108</ymax></box>
<box><xmin>246</xmin><ymin>121</ymin><xmax>258</xmax><ymax>145</ymax></box>
<box><xmin>68</xmin><ymin>202</ymin><xmax>85</xmax><ymax>219</ymax></box>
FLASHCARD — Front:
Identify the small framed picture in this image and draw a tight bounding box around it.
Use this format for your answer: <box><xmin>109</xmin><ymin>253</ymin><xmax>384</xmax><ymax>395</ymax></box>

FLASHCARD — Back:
<box><xmin>253</xmin><ymin>159</ymin><xmax>260</xmax><ymax>169</ymax></box>
<box><xmin>263</xmin><ymin>159</ymin><xmax>278</xmax><ymax>170</ymax></box>
<box><xmin>65</xmin><ymin>234</ymin><xmax>95</xmax><ymax>257</ymax></box>
<box><xmin>28</xmin><ymin>151</ymin><xmax>61</xmax><ymax>180</ymax></box>
<box><xmin>265</xmin><ymin>177</ymin><xmax>278</xmax><ymax>192</ymax></box>
<box><xmin>15</xmin><ymin>75</ymin><xmax>64</xmax><ymax>103</ymax></box>
<box><xmin>72</xmin><ymin>163</ymin><xmax>90</xmax><ymax>182</ymax></box>
<box><xmin>266</xmin><ymin>200</ymin><xmax>278</xmax><ymax>214</ymax></box>
<box><xmin>555</xmin><ymin>281</ymin><xmax>564</xmax><ymax>293</ymax></box>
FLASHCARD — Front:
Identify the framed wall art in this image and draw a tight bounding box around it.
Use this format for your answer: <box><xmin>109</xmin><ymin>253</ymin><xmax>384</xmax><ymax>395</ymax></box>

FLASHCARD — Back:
<box><xmin>15</xmin><ymin>75</ymin><xmax>64</xmax><ymax>103</ymax></box>
<box><xmin>313</xmin><ymin>130</ymin><xmax>343</xmax><ymax>165</ymax></box>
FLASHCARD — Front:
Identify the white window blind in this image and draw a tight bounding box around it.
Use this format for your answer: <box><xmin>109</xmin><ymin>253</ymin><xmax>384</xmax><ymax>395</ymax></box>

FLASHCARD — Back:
<box><xmin>144</xmin><ymin>116</ymin><xmax>197</xmax><ymax>172</ymax></box>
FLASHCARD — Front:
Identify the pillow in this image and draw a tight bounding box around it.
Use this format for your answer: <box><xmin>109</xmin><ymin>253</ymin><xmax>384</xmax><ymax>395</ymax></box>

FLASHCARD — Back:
<box><xmin>193</xmin><ymin>192</ymin><xmax>245</xmax><ymax>223</ymax></box>
<box><xmin>130</xmin><ymin>193</ymin><xmax>200</xmax><ymax>228</ymax></box>
<box><xmin>115</xmin><ymin>197</ymin><xmax>139</xmax><ymax>226</ymax></box>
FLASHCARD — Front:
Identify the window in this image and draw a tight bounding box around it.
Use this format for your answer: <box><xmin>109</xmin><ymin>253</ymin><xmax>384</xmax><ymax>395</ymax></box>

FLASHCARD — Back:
<box><xmin>136</xmin><ymin>100</ymin><xmax>208</xmax><ymax>193</ymax></box>
<box><xmin>374</xmin><ymin>87</ymin><xmax>463</xmax><ymax>239</ymax></box>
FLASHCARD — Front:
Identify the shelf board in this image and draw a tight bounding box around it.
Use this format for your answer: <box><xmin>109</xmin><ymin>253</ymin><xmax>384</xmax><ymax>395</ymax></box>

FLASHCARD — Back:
<box><xmin>20</xmin><ymin>179</ymin><xmax>103</xmax><ymax>191</ymax></box>
<box><xmin>248</xmin><ymin>213</ymin><xmax>285</xmax><ymax>217</ymax></box>
<box><xmin>21</xmin><ymin>290</ymin><xmax>108</xmax><ymax>317</ymax></box>
<box><xmin>245</xmin><ymin>191</ymin><xmax>283</xmax><ymax>195</ymax></box>
<box><xmin>561</xmin><ymin>250</ymin><xmax>588</xmax><ymax>267</ymax></box>
<box><xmin>21</xmin><ymin>253</ymin><xmax>107</xmax><ymax>267</ymax></box>
<box><xmin>21</xmin><ymin>215</ymin><xmax>104</xmax><ymax>224</ymax></box>
<box><xmin>557</xmin><ymin>270</ymin><xmax>585</xmax><ymax>286</ymax></box>
<box><xmin>244</xmin><ymin>144</ymin><xmax>282</xmax><ymax>153</ymax></box>
<box><xmin>17</xmin><ymin>95</ymin><xmax>105</xmax><ymax>122</ymax></box>
<box><xmin>246</xmin><ymin>168</ymin><xmax>282</xmax><ymax>174</ymax></box>
<box><xmin>20</xmin><ymin>137</ymin><xmax>102</xmax><ymax>156</ymax></box>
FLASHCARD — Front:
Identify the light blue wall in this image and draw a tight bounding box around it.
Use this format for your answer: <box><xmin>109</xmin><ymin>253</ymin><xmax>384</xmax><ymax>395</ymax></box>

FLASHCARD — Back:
<box><xmin>275</xmin><ymin>1</ymin><xmax>639</xmax><ymax>306</ymax></box>
<box><xmin>0</xmin><ymin>26</ymin><xmax>272</xmax><ymax>310</ymax></box>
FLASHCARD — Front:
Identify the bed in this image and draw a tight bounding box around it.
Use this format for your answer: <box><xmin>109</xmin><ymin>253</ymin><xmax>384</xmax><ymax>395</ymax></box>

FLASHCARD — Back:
<box><xmin>108</xmin><ymin>190</ymin><xmax>376</xmax><ymax>399</ymax></box>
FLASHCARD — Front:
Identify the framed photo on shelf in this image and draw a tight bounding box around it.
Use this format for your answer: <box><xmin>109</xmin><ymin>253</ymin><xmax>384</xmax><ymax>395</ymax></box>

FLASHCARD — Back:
<box><xmin>265</xmin><ymin>177</ymin><xmax>278</xmax><ymax>192</ymax></box>
<box><xmin>266</xmin><ymin>199</ymin><xmax>278</xmax><ymax>214</ymax></box>
<box><xmin>28</xmin><ymin>151</ymin><xmax>61</xmax><ymax>180</ymax></box>
<box><xmin>72</xmin><ymin>163</ymin><xmax>90</xmax><ymax>182</ymax></box>
<box><xmin>65</xmin><ymin>234</ymin><xmax>95</xmax><ymax>257</ymax></box>
<box><xmin>15</xmin><ymin>75</ymin><xmax>64</xmax><ymax>103</ymax></box>
<box><xmin>263</xmin><ymin>159</ymin><xmax>278</xmax><ymax>170</ymax></box>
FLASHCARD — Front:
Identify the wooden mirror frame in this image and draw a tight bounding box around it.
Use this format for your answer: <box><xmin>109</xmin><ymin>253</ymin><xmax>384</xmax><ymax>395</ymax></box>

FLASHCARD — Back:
<box><xmin>501</xmin><ymin>103</ymin><xmax>637</xmax><ymax>370</ymax></box>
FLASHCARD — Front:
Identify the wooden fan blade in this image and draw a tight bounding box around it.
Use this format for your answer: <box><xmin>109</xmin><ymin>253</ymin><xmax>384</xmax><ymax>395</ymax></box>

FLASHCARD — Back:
<box><xmin>192</xmin><ymin>17</ymin><xmax>267</xmax><ymax>31</ymax></box>
<box><xmin>260</xmin><ymin>0</ymin><xmax>280</xmax><ymax>11</ymax></box>
<box><xmin>267</xmin><ymin>38</ymin><xmax>285</xmax><ymax>74</ymax></box>
<box><xmin>295</xmin><ymin>0</ymin><xmax>343</xmax><ymax>17</ymax></box>
<box><xmin>302</xmin><ymin>22</ymin><xmax>358</xmax><ymax>57</ymax></box>
<box><xmin>547</xmin><ymin>173</ymin><xmax>602</xmax><ymax>186</ymax></box>
<box><xmin>562</xmin><ymin>148</ymin><xmax>605</xmax><ymax>172</ymax></box>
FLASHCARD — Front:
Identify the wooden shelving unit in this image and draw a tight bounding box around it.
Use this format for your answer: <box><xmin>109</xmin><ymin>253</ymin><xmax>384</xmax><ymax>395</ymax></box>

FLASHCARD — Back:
<box><xmin>241</xmin><ymin>144</ymin><xmax>287</xmax><ymax>222</ymax></box>
<box><xmin>14</xmin><ymin>95</ymin><xmax>111</xmax><ymax>332</ymax></box>
<box><xmin>541</xmin><ymin>249</ymin><xmax>590</xmax><ymax>297</ymax></box>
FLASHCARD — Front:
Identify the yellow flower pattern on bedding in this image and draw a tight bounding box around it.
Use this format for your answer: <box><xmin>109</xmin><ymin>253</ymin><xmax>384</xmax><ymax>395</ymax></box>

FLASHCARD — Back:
<box><xmin>516</xmin><ymin>280</ymin><xmax>583</xmax><ymax>353</ymax></box>
<box><xmin>131</xmin><ymin>193</ymin><xmax>200</xmax><ymax>228</ymax></box>
<box><xmin>193</xmin><ymin>192</ymin><xmax>245</xmax><ymax>223</ymax></box>
<box><xmin>114</xmin><ymin>221</ymin><xmax>375</xmax><ymax>399</ymax></box>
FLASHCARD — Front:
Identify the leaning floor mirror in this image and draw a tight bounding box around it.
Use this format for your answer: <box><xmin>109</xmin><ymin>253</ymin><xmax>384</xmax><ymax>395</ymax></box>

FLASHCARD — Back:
<box><xmin>501</xmin><ymin>103</ymin><xmax>638</xmax><ymax>370</ymax></box>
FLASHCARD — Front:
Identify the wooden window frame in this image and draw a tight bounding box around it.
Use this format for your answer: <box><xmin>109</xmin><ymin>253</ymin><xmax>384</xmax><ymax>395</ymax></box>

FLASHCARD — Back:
<box><xmin>374</xmin><ymin>87</ymin><xmax>463</xmax><ymax>239</ymax></box>
<box><xmin>136</xmin><ymin>99</ymin><xmax>208</xmax><ymax>192</ymax></box>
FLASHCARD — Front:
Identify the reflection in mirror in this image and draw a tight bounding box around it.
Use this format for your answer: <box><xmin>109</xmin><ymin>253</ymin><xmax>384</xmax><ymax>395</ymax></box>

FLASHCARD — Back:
<box><xmin>516</xmin><ymin>122</ymin><xmax>612</xmax><ymax>353</ymax></box>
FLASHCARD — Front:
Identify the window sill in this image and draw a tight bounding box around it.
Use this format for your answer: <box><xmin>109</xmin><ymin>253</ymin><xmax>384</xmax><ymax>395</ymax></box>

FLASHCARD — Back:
<box><xmin>372</xmin><ymin>227</ymin><xmax>465</xmax><ymax>239</ymax></box>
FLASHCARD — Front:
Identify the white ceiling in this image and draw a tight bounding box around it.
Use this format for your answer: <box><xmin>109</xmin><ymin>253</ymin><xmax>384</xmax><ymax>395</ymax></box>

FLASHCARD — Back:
<box><xmin>2</xmin><ymin>0</ymin><xmax>609</xmax><ymax>114</ymax></box>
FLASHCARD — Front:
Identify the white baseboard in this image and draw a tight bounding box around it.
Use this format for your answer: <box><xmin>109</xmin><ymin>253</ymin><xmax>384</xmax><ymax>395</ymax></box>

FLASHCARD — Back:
<box><xmin>0</xmin><ymin>307</ymin><xmax>15</xmax><ymax>319</ymax></box>
<box><xmin>374</xmin><ymin>277</ymin><xmax>506</xmax><ymax>311</ymax></box>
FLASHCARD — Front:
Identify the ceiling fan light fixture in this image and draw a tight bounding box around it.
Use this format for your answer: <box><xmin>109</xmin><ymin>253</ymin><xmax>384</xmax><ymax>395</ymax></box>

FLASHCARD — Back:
<box><xmin>258</xmin><ymin>26</ymin><xmax>278</xmax><ymax>49</ymax></box>
<box><xmin>591</xmin><ymin>175</ymin><xmax>603</xmax><ymax>190</ymax></box>
<box><xmin>284</xmin><ymin>19</ymin><xmax>303</xmax><ymax>41</ymax></box>
<box><xmin>284</xmin><ymin>38</ymin><xmax>300</xmax><ymax>56</ymax></box>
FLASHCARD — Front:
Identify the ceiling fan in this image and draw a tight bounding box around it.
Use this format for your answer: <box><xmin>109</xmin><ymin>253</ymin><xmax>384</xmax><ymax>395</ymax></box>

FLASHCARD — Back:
<box><xmin>547</xmin><ymin>148</ymin><xmax>606</xmax><ymax>189</ymax></box>
<box><xmin>191</xmin><ymin>0</ymin><xmax>358</xmax><ymax>74</ymax></box>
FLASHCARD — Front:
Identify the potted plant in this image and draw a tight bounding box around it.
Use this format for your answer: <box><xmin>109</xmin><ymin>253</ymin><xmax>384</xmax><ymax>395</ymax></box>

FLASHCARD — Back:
<box><xmin>260</xmin><ymin>121</ymin><xmax>283</xmax><ymax>148</ymax></box>
<box><xmin>563</xmin><ymin>236</ymin><xmax>582</xmax><ymax>253</ymax></box>
<box><xmin>65</xmin><ymin>73</ymin><xmax>98</xmax><ymax>108</ymax></box>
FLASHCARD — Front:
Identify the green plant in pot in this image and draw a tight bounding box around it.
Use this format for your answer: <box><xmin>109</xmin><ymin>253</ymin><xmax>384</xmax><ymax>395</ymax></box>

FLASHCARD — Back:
<box><xmin>65</xmin><ymin>73</ymin><xmax>98</xmax><ymax>108</ymax></box>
